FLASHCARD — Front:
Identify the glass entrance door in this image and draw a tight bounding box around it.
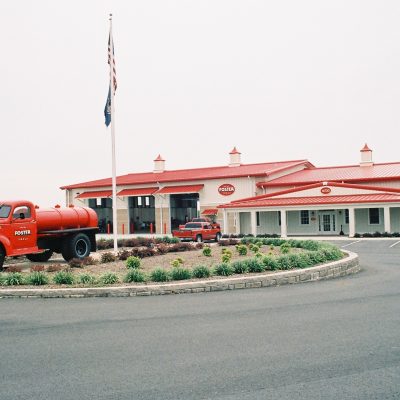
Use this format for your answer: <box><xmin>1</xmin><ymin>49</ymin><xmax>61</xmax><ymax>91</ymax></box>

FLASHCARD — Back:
<box><xmin>318</xmin><ymin>212</ymin><xmax>336</xmax><ymax>233</ymax></box>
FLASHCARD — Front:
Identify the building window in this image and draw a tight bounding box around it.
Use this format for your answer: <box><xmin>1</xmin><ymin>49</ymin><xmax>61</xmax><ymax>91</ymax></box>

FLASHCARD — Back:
<box><xmin>345</xmin><ymin>209</ymin><xmax>349</xmax><ymax>224</ymax></box>
<box><xmin>369</xmin><ymin>208</ymin><xmax>380</xmax><ymax>225</ymax></box>
<box><xmin>256</xmin><ymin>212</ymin><xmax>260</xmax><ymax>226</ymax></box>
<box><xmin>300</xmin><ymin>210</ymin><xmax>309</xmax><ymax>225</ymax></box>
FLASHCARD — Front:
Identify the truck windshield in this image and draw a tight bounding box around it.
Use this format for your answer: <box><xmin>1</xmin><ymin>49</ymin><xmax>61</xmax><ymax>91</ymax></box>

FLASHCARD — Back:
<box><xmin>185</xmin><ymin>223</ymin><xmax>202</xmax><ymax>229</ymax></box>
<box><xmin>0</xmin><ymin>205</ymin><xmax>11</xmax><ymax>218</ymax></box>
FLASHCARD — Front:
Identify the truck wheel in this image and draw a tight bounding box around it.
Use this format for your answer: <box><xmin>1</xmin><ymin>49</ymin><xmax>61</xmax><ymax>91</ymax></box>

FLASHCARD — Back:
<box><xmin>196</xmin><ymin>234</ymin><xmax>203</xmax><ymax>243</ymax></box>
<box><xmin>62</xmin><ymin>233</ymin><xmax>91</xmax><ymax>261</ymax></box>
<box><xmin>0</xmin><ymin>246</ymin><xmax>5</xmax><ymax>271</ymax></box>
<box><xmin>26</xmin><ymin>250</ymin><xmax>53</xmax><ymax>262</ymax></box>
<box><xmin>215</xmin><ymin>232</ymin><xmax>221</xmax><ymax>242</ymax></box>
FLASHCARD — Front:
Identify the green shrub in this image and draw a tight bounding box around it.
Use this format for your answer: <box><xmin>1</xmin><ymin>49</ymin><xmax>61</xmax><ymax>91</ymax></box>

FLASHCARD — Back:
<box><xmin>231</xmin><ymin>260</ymin><xmax>248</xmax><ymax>274</ymax></box>
<box><xmin>26</xmin><ymin>271</ymin><xmax>49</xmax><ymax>286</ymax></box>
<box><xmin>295</xmin><ymin>253</ymin><xmax>314</xmax><ymax>268</ymax></box>
<box><xmin>99</xmin><ymin>272</ymin><xmax>119</xmax><ymax>285</ymax></box>
<box><xmin>254</xmin><ymin>252</ymin><xmax>263</xmax><ymax>258</ymax></box>
<box><xmin>100</xmin><ymin>252</ymin><xmax>116</xmax><ymax>263</ymax></box>
<box><xmin>192</xmin><ymin>265</ymin><xmax>211</xmax><ymax>278</ymax></box>
<box><xmin>170</xmin><ymin>258</ymin><xmax>184</xmax><ymax>268</ymax></box>
<box><xmin>277</xmin><ymin>255</ymin><xmax>293</xmax><ymax>270</ymax></box>
<box><xmin>308</xmin><ymin>250</ymin><xmax>327</xmax><ymax>265</ymax></box>
<box><xmin>214</xmin><ymin>263</ymin><xmax>234</xmax><ymax>276</ymax></box>
<box><xmin>236</xmin><ymin>245</ymin><xmax>248</xmax><ymax>256</ymax></box>
<box><xmin>262</xmin><ymin>255</ymin><xmax>279</xmax><ymax>271</ymax></box>
<box><xmin>202</xmin><ymin>246</ymin><xmax>212</xmax><ymax>257</ymax></box>
<box><xmin>251</xmin><ymin>245</ymin><xmax>260</xmax><ymax>253</ymax></box>
<box><xmin>256</xmin><ymin>241</ymin><xmax>263</xmax><ymax>248</ymax></box>
<box><xmin>320</xmin><ymin>246</ymin><xmax>343</xmax><ymax>261</ymax></box>
<box><xmin>245</xmin><ymin>258</ymin><xmax>265</xmax><ymax>273</ymax></box>
<box><xmin>170</xmin><ymin>267</ymin><xmax>192</xmax><ymax>281</ymax></box>
<box><xmin>0</xmin><ymin>273</ymin><xmax>6</xmax><ymax>285</ymax></box>
<box><xmin>221</xmin><ymin>253</ymin><xmax>232</xmax><ymax>263</ymax></box>
<box><xmin>300</xmin><ymin>240</ymin><xmax>320</xmax><ymax>251</ymax></box>
<box><xmin>53</xmin><ymin>270</ymin><xmax>75</xmax><ymax>285</ymax></box>
<box><xmin>126</xmin><ymin>256</ymin><xmax>141</xmax><ymax>269</ymax></box>
<box><xmin>78</xmin><ymin>273</ymin><xmax>96</xmax><ymax>284</ymax></box>
<box><xmin>5</xmin><ymin>272</ymin><xmax>25</xmax><ymax>286</ymax></box>
<box><xmin>150</xmin><ymin>268</ymin><xmax>170</xmax><ymax>282</ymax></box>
<box><xmin>124</xmin><ymin>269</ymin><xmax>146</xmax><ymax>283</ymax></box>
<box><xmin>280</xmin><ymin>243</ymin><xmax>291</xmax><ymax>254</ymax></box>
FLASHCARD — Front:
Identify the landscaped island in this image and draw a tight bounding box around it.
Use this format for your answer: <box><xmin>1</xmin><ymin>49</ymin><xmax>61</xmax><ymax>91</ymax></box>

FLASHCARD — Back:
<box><xmin>0</xmin><ymin>237</ymin><xmax>344</xmax><ymax>288</ymax></box>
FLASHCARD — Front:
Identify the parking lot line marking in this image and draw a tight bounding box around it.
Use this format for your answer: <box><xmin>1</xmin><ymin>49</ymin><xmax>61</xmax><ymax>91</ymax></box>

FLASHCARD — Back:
<box><xmin>389</xmin><ymin>241</ymin><xmax>400</xmax><ymax>248</ymax></box>
<box><xmin>341</xmin><ymin>240</ymin><xmax>361</xmax><ymax>248</ymax></box>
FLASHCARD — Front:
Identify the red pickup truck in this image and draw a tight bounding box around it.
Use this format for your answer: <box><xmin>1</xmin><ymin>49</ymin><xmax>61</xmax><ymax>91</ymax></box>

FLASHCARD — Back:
<box><xmin>172</xmin><ymin>222</ymin><xmax>222</xmax><ymax>242</ymax></box>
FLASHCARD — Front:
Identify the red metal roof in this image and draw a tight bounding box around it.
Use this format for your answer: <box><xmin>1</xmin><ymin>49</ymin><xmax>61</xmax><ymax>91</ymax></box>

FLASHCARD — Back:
<box><xmin>201</xmin><ymin>208</ymin><xmax>218</xmax><ymax>215</ymax></box>
<box><xmin>61</xmin><ymin>160</ymin><xmax>311</xmax><ymax>190</ymax></box>
<box><xmin>76</xmin><ymin>190</ymin><xmax>112</xmax><ymax>199</ymax></box>
<box><xmin>221</xmin><ymin>193</ymin><xmax>400</xmax><ymax>209</ymax></box>
<box><xmin>117</xmin><ymin>187</ymin><xmax>158</xmax><ymax>197</ymax></box>
<box><xmin>259</xmin><ymin>162</ymin><xmax>400</xmax><ymax>187</ymax></box>
<box><xmin>155</xmin><ymin>185</ymin><xmax>204</xmax><ymax>194</ymax></box>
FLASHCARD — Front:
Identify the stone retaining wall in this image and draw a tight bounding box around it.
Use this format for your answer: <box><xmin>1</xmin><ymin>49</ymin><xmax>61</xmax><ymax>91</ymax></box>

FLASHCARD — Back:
<box><xmin>0</xmin><ymin>251</ymin><xmax>359</xmax><ymax>299</ymax></box>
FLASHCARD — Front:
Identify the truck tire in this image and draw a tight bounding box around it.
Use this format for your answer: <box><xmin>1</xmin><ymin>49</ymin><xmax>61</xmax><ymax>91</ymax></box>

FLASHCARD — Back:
<box><xmin>26</xmin><ymin>250</ymin><xmax>53</xmax><ymax>262</ymax></box>
<box><xmin>196</xmin><ymin>234</ymin><xmax>203</xmax><ymax>243</ymax></box>
<box><xmin>215</xmin><ymin>232</ymin><xmax>221</xmax><ymax>242</ymax></box>
<box><xmin>0</xmin><ymin>246</ymin><xmax>5</xmax><ymax>271</ymax></box>
<box><xmin>61</xmin><ymin>233</ymin><xmax>91</xmax><ymax>261</ymax></box>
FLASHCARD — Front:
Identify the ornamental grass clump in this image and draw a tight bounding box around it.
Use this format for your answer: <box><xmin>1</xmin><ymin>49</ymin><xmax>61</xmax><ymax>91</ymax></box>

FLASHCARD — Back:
<box><xmin>276</xmin><ymin>254</ymin><xmax>293</xmax><ymax>270</ymax></box>
<box><xmin>124</xmin><ymin>269</ymin><xmax>146</xmax><ymax>283</ymax></box>
<box><xmin>26</xmin><ymin>271</ymin><xmax>49</xmax><ymax>286</ymax></box>
<box><xmin>231</xmin><ymin>260</ymin><xmax>248</xmax><ymax>274</ymax></box>
<box><xmin>245</xmin><ymin>258</ymin><xmax>265</xmax><ymax>273</ymax></box>
<box><xmin>150</xmin><ymin>268</ymin><xmax>170</xmax><ymax>282</ymax></box>
<box><xmin>53</xmin><ymin>270</ymin><xmax>75</xmax><ymax>285</ymax></box>
<box><xmin>78</xmin><ymin>273</ymin><xmax>96</xmax><ymax>285</ymax></box>
<box><xmin>192</xmin><ymin>265</ymin><xmax>211</xmax><ymax>279</ymax></box>
<box><xmin>0</xmin><ymin>273</ymin><xmax>6</xmax><ymax>286</ymax></box>
<box><xmin>126</xmin><ymin>256</ymin><xmax>141</xmax><ymax>269</ymax></box>
<box><xmin>202</xmin><ymin>246</ymin><xmax>212</xmax><ymax>257</ymax></box>
<box><xmin>214</xmin><ymin>263</ymin><xmax>234</xmax><ymax>276</ymax></box>
<box><xmin>262</xmin><ymin>255</ymin><xmax>279</xmax><ymax>271</ymax></box>
<box><xmin>5</xmin><ymin>272</ymin><xmax>25</xmax><ymax>286</ymax></box>
<box><xmin>98</xmin><ymin>272</ymin><xmax>119</xmax><ymax>285</ymax></box>
<box><xmin>170</xmin><ymin>267</ymin><xmax>192</xmax><ymax>281</ymax></box>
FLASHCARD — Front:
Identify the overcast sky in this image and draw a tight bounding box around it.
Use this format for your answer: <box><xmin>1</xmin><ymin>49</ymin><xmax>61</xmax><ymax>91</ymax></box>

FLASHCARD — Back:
<box><xmin>2</xmin><ymin>1</ymin><xmax>400</xmax><ymax>206</ymax></box>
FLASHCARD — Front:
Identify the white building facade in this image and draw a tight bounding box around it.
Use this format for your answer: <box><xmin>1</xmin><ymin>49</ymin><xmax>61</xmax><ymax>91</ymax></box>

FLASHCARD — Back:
<box><xmin>61</xmin><ymin>145</ymin><xmax>400</xmax><ymax>237</ymax></box>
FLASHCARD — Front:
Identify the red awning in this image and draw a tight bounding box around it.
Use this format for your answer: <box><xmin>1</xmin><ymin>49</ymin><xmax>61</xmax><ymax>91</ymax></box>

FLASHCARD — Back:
<box><xmin>201</xmin><ymin>208</ymin><xmax>218</xmax><ymax>215</ymax></box>
<box><xmin>117</xmin><ymin>187</ymin><xmax>158</xmax><ymax>197</ymax></box>
<box><xmin>155</xmin><ymin>184</ymin><xmax>204</xmax><ymax>194</ymax></box>
<box><xmin>76</xmin><ymin>190</ymin><xmax>112</xmax><ymax>199</ymax></box>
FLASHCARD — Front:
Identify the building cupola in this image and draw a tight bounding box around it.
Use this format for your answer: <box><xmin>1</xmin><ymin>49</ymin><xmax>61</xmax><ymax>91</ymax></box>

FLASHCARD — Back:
<box><xmin>229</xmin><ymin>147</ymin><xmax>241</xmax><ymax>167</ymax></box>
<box><xmin>153</xmin><ymin>154</ymin><xmax>165</xmax><ymax>173</ymax></box>
<box><xmin>360</xmin><ymin>143</ymin><xmax>373</xmax><ymax>167</ymax></box>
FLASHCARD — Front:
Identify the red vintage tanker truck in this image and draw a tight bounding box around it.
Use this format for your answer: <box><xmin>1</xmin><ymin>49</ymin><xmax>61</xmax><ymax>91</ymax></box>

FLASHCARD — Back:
<box><xmin>0</xmin><ymin>200</ymin><xmax>98</xmax><ymax>269</ymax></box>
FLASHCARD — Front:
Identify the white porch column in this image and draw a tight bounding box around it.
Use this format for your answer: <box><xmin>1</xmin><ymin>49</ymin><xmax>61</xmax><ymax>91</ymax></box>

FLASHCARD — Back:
<box><xmin>280</xmin><ymin>210</ymin><xmax>287</xmax><ymax>238</ymax></box>
<box><xmin>384</xmin><ymin>206</ymin><xmax>391</xmax><ymax>233</ymax></box>
<box><xmin>250</xmin><ymin>211</ymin><xmax>257</xmax><ymax>237</ymax></box>
<box><xmin>223</xmin><ymin>210</ymin><xmax>228</xmax><ymax>234</ymax></box>
<box><xmin>348</xmin><ymin>207</ymin><xmax>355</xmax><ymax>238</ymax></box>
<box><xmin>235</xmin><ymin>212</ymin><xmax>241</xmax><ymax>235</ymax></box>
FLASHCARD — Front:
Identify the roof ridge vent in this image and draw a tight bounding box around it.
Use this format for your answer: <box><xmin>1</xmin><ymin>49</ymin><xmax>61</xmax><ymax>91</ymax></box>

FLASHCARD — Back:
<box><xmin>229</xmin><ymin>147</ymin><xmax>241</xmax><ymax>167</ymax></box>
<box><xmin>154</xmin><ymin>154</ymin><xmax>165</xmax><ymax>173</ymax></box>
<box><xmin>360</xmin><ymin>143</ymin><xmax>373</xmax><ymax>167</ymax></box>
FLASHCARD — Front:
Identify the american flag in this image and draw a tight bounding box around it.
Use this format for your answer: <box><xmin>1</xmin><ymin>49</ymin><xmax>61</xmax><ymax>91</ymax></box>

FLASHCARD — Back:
<box><xmin>108</xmin><ymin>32</ymin><xmax>117</xmax><ymax>91</ymax></box>
<box><xmin>104</xmin><ymin>28</ymin><xmax>117</xmax><ymax>127</ymax></box>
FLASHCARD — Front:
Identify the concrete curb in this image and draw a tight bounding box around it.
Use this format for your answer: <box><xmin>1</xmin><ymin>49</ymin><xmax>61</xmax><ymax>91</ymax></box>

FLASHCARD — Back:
<box><xmin>0</xmin><ymin>251</ymin><xmax>359</xmax><ymax>299</ymax></box>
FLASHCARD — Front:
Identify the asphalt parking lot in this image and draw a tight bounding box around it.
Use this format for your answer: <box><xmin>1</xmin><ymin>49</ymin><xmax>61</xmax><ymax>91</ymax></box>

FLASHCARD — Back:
<box><xmin>0</xmin><ymin>239</ymin><xmax>399</xmax><ymax>400</ymax></box>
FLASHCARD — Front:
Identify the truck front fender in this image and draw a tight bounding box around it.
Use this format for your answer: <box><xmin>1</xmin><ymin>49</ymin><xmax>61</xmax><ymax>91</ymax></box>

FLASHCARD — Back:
<box><xmin>0</xmin><ymin>235</ymin><xmax>12</xmax><ymax>255</ymax></box>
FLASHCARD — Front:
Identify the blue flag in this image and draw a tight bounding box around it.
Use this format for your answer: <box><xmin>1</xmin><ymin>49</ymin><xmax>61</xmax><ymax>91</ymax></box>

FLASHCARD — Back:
<box><xmin>104</xmin><ymin>86</ymin><xmax>111</xmax><ymax>127</ymax></box>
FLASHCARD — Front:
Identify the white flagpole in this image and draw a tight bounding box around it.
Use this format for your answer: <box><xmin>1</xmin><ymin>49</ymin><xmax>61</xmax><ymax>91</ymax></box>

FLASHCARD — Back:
<box><xmin>109</xmin><ymin>13</ymin><xmax>118</xmax><ymax>253</ymax></box>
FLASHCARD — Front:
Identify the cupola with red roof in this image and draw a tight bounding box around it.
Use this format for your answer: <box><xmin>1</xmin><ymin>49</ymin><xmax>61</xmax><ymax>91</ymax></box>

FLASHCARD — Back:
<box><xmin>360</xmin><ymin>143</ymin><xmax>373</xmax><ymax>167</ymax></box>
<box><xmin>153</xmin><ymin>154</ymin><xmax>165</xmax><ymax>173</ymax></box>
<box><xmin>229</xmin><ymin>147</ymin><xmax>241</xmax><ymax>167</ymax></box>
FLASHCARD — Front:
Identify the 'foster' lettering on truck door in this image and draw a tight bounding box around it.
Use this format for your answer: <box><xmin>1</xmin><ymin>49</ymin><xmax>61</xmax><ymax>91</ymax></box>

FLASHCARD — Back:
<box><xmin>11</xmin><ymin>205</ymin><xmax>37</xmax><ymax>250</ymax></box>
